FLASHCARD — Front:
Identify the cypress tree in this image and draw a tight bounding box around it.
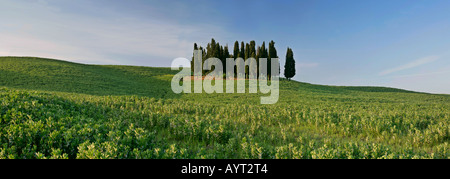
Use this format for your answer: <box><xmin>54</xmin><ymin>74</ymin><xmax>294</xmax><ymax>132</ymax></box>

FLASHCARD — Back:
<box><xmin>259</xmin><ymin>42</ymin><xmax>268</xmax><ymax>78</ymax></box>
<box><xmin>250</xmin><ymin>40</ymin><xmax>256</xmax><ymax>56</ymax></box>
<box><xmin>240</xmin><ymin>41</ymin><xmax>245</xmax><ymax>60</ymax></box>
<box><xmin>244</xmin><ymin>43</ymin><xmax>251</xmax><ymax>78</ymax></box>
<box><xmin>268</xmin><ymin>41</ymin><xmax>277</xmax><ymax>59</ymax></box>
<box><xmin>268</xmin><ymin>40</ymin><xmax>278</xmax><ymax>78</ymax></box>
<box><xmin>259</xmin><ymin>41</ymin><xmax>267</xmax><ymax>59</ymax></box>
<box><xmin>256</xmin><ymin>45</ymin><xmax>260</xmax><ymax>59</ymax></box>
<box><xmin>215</xmin><ymin>42</ymin><xmax>221</xmax><ymax>58</ymax></box>
<box><xmin>245</xmin><ymin>43</ymin><xmax>250</xmax><ymax>60</ymax></box>
<box><xmin>256</xmin><ymin>45</ymin><xmax>260</xmax><ymax>77</ymax></box>
<box><xmin>244</xmin><ymin>43</ymin><xmax>250</xmax><ymax>78</ymax></box>
<box><xmin>250</xmin><ymin>52</ymin><xmax>257</xmax><ymax>79</ymax></box>
<box><xmin>212</xmin><ymin>44</ymin><xmax>220</xmax><ymax>72</ymax></box>
<box><xmin>206</xmin><ymin>43</ymin><xmax>211</xmax><ymax>59</ymax></box>
<box><xmin>205</xmin><ymin>43</ymin><xmax>210</xmax><ymax>74</ymax></box>
<box><xmin>219</xmin><ymin>43</ymin><xmax>223</xmax><ymax>59</ymax></box>
<box><xmin>284</xmin><ymin>47</ymin><xmax>296</xmax><ymax>81</ymax></box>
<box><xmin>223</xmin><ymin>45</ymin><xmax>230</xmax><ymax>74</ymax></box>
<box><xmin>201</xmin><ymin>47</ymin><xmax>206</xmax><ymax>62</ymax></box>
<box><xmin>202</xmin><ymin>47</ymin><xmax>206</xmax><ymax>74</ymax></box>
<box><xmin>191</xmin><ymin>43</ymin><xmax>199</xmax><ymax>73</ymax></box>
<box><xmin>263</xmin><ymin>42</ymin><xmax>268</xmax><ymax>58</ymax></box>
<box><xmin>233</xmin><ymin>41</ymin><xmax>239</xmax><ymax>58</ymax></box>
<box><xmin>224</xmin><ymin>45</ymin><xmax>230</xmax><ymax>58</ymax></box>
<box><xmin>211</xmin><ymin>38</ymin><xmax>216</xmax><ymax>52</ymax></box>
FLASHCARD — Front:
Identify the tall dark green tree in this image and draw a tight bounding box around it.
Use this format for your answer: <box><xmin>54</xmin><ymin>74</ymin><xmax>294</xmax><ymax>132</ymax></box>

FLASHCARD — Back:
<box><xmin>240</xmin><ymin>41</ymin><xmax>245</xmax><ymax>60</ymax></box>
<box><xmin>259</xmin><ymin>42</ymin><xmax>268</xmax><ymax>78</ymax></box>
<box><xmin>268</xmin><ymin>41</ymin><xmax>277</xmax><ymax>60</ymax></box>
<box><xmin>268</xmin><ymin>40</ymin><xmax>278</xmax><ymax>78</ymax></box>
<box><xmin>249</xmin><ymin>52</ymin><xmax>257</xmax><ymax>79</ymax></box>
<box><xmin>233</xmin><ymin>41</ymin><xmax>240</xmax><ymax>58</ymax></box>
<box><xmin>191</xmin><ymin>43</ymin><xmax>199</xmax><ymax>73</ymax></box>
<box><xmin>215</xmin><ymin>42</ymin><xmax>221</xmax><ymax>58</ymax></box>
<box><xmin>207</xmin><ymin>38</ymin><xmax>216</xmax><ymax>60</ymax></box>
<box><xmin>224</xmin><ymin>45</ymin><xmax>230</xmax><ymax>58</ymax></box>
<box><xmin>223</xmin><ymin>45</ymin><xmax>230</xmax><ymax>74</ymax></box>
<box><xmin>211</xmin><ymin>43</ymin><xmax>220</xmax><ymax>72</ymax></box>
<box><xmin>245</xmin><ymin>43</ymin><xmax>250</xmax><ymax>60</ymax></box>
<box><xmin>211</xmin><ymin>38</ymin><xmax>216</xmax><ymax>52</ymax></box>
<box><xmin>201</xmin><ymin>47</ymin><xmax>206</xmax><ymax>74</ymax></box>
<box><xmin>256</xmin><ymin>45</ymin><xmax>260</xmax><ymax>77</ymax></box>
<box><xmin>205</xmin><ymin>42</ymin><xmax>214</xmax><ymax>74</ymax></box>
<box><xmin>244</xmin><ymin>43</ymin><xmax>250</xmax><ymax>77</ymax></box>
<box><xmin>206</xmin><ymin>43</ymin><xmax>212</xmax><ymax>59</ymax></box>
<box><xmin>284</xmin><ymin>47</ymin><xmax>296</xmax><ymax>81</ymax></box>
<box><xmin>259</xmin><ymin>41</ymin><xmax>268</xmax><ymax>59</ymax></box>
<box><xmin>219</xmin><ymin>44</ymin><xmax>224</xmax><ymax>59</ymax></box>
<box><xmin>250</xmin><ymin>40</ymin><xmax>256</xmax><ymax>56</ymax></box>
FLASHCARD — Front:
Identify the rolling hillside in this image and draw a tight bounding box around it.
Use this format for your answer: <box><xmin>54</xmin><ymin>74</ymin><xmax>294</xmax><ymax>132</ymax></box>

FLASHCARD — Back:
<box><xmin>0</xmin><ymin>57</ymin><xmax>425</xmax><ymax>99</ymax></box>
<box><xmin>0</xmin><ymin>57</ymin><xmax>449</xmax><ymax>159</ymax></box>
<box><xmin>0</xmin><ymin>57</ymin><xmax>178</xmax><ymax>98</ymax></box>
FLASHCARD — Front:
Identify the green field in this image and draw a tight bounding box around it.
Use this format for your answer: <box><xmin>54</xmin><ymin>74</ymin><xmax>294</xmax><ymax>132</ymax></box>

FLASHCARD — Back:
<box><xmin>0</xmin><ymin>57</ymin><xmax>449</xmax><ymax>159</ymax></box>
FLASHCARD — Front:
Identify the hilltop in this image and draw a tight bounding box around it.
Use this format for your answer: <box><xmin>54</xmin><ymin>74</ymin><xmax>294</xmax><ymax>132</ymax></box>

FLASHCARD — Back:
<box><xmin>0</xmin><ymin>56</ymin><xmax>426</xmax><ymax>96</ymax></box>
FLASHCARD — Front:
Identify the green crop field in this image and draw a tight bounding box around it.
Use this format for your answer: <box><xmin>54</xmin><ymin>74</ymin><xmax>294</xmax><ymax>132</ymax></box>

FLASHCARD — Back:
<box><xmin>0</xmin><ymin>57</ymin><xmax>449</xmax><ymax>159</ymax></box>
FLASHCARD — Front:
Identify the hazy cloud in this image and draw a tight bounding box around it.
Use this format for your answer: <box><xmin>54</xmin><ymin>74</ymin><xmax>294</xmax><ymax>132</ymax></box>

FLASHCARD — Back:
<box><xmin>0</xmin><ymin>0</ymin><xmax>229</xmax><ymax>66</ymax></box>
<box><xmin>297</xmin><ymin>62</ymin><xmax>319</xmax><ymax>68</ymax></box>
<box><xmin>391</xmin><ymin>70</ymin><xmax>450</xmax><ymax>78</ymax></box>
<box><xmin>379</xmin><ymin>56</ymin><xmax>439</xmax><ymax>76</ymax></box>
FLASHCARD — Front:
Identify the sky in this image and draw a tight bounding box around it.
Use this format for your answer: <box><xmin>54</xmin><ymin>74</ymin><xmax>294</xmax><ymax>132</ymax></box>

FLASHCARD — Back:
<box><xmin>1</xmin><ymin>0</ymin><xmax>449</xmax><ymax>94</ymax></box>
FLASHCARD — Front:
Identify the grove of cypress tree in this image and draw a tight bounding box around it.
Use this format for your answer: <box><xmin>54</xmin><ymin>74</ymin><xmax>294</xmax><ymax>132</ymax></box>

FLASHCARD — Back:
<box><xmin>191</xmin><ymin>39</ymin><xmax>282</xmax><ymax>79</ymax></box>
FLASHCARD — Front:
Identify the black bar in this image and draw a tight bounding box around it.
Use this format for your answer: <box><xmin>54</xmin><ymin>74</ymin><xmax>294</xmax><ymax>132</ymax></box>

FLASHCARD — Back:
<box><xmin>0</xmin><ymin>159</ymin><xmax>446</xmax><ymax>177</ymax></box>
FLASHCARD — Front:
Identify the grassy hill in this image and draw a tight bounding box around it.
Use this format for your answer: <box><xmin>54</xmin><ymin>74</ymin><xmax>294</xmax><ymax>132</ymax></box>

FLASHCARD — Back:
<box><xmin>0</xmin><ymin>57</ymin><xmax>449</xmax><ymax>159</ymax></box>
<box><xmin>0</xmin><ymin>57</ymin><xmax>178</xmax><ymax>98</ymax></box>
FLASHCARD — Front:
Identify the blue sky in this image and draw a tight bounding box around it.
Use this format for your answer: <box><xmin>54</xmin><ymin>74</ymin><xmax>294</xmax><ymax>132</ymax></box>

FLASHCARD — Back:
<box><xmin>1</xmin><ymin>0</ymin><xmax>449</xmax><ymax>94</ymax></box>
